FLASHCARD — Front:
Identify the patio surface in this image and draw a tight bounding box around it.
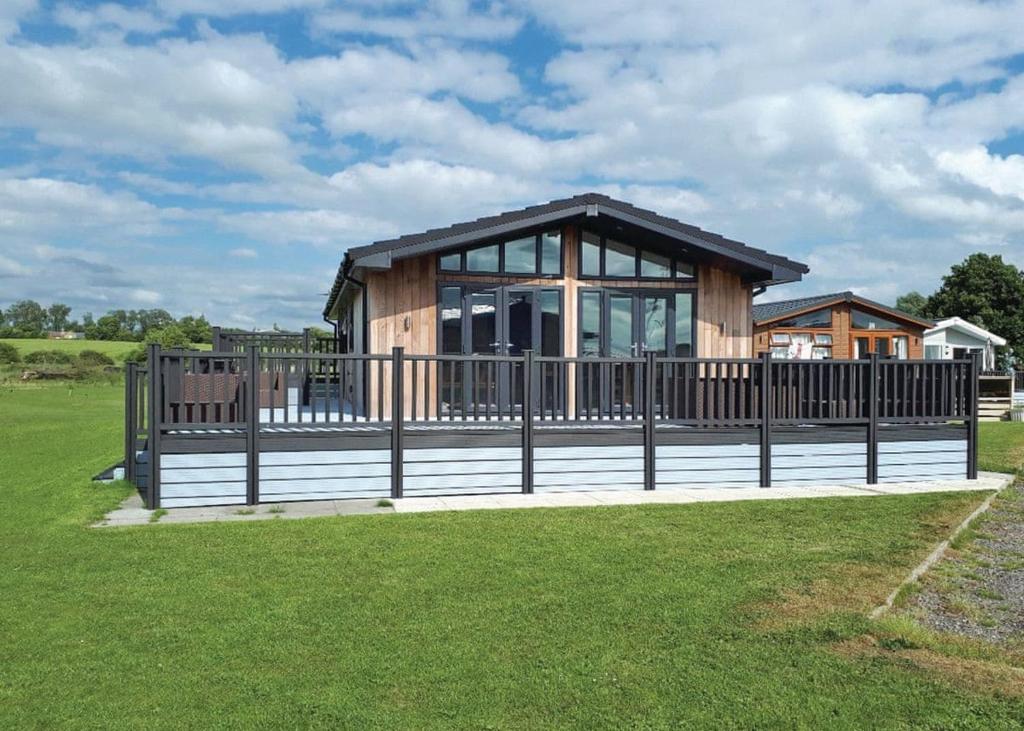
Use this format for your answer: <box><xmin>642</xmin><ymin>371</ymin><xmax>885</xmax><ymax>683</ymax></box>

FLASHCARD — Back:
<box><xmin>95</xmin><ymin>472</ymin><xmax>1012</xmax><ymax>527</ymax></box>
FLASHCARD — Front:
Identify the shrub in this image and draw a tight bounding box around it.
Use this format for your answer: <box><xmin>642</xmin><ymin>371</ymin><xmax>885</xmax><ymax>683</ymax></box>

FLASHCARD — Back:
<box><xmin>23</xmin><ymin>350</ymin><xmax>75</xmax><ymax>365</ymax></box>
<box><xmin>76</xmin><ymin>349</ymin><xmax>115</xmax><ymax>367</ymax></box>
<box><xmin>124</xmin><ymin>324</ymin><xmax>194</xmax><ymax>363</ymax></box>
<box><xmin>0</xmin><ymin>342</ymin><xmax>20</xmax><ymax>364</ymax></box>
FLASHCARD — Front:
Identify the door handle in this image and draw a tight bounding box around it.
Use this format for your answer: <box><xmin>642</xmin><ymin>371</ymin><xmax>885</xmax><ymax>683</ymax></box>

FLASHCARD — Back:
<box><xmin>630</xmin><ymin>343</ymin><xmax>640</xmax><ymax>356</ymax></box>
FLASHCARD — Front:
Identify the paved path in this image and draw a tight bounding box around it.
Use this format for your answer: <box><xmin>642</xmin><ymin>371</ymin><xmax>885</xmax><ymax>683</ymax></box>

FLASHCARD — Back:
<box><xmin>96</xmin><ymin>473</ymin><xmax>1011</xmax><ymax>527</ymax></box>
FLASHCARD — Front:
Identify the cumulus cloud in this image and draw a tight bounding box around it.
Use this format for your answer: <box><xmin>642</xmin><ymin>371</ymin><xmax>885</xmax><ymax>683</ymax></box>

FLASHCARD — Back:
<box><xmin>2</xmin><ymin>0</ymin><xmax>1024</xmax><ymax>324</ymax></box>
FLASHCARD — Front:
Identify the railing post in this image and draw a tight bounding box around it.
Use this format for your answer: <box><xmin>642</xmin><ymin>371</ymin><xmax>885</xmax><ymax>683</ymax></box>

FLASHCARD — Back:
<box><xmin>967</xmin><ymin>351</ymin><xmax>980</xmax><ymax>479</ymax></box>
<box><xmin>867</xmin><ymin>353</ymin><xmax>879</xmax><ymax>484</ymax></box>
<box><xmin>644</xmin><ymin>350</ymin><xmax>656</xmax><ymax>490</ymax></box>
<box><xmin>246</xmin><ymin>346</ymin><xmax>260</xmax><ymax>505</ymax></box>
<box><xmin>760</xmin><ymin>351</ymin><xmax>772</xmax><ymax>487</ymax></box>
<box><xmin>522</xmin><ymin>349</ymin><xmax>535</xmax><ymax>494</ymax></box>
<box><xmin>211</xmin><ymin>326</ymin><xmax>222</xmax><ymax>351</ymax></box>
<box><xmin>302</xmin><ymin>327</ymin><xmax>311</xmax><ymax>353</ymax></box>
<box><xmin>124</xmin><ymin>362</ymin><xmax>136</xmax><ymax>484</ymax></box>
<box><xmin>145</xmin><ymin>344</ymin><xmax>161</xmax><ymax>509</ymax></box>
<box><xmin>391</xmin><ymin>347</ymin><xmax>404</xmax><ymax>499</ymax></box>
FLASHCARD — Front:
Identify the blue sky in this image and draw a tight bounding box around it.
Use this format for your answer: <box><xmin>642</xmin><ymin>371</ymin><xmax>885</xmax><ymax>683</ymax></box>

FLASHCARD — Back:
<box><xmin>1</xmin><ymin>0</ymin><xmax>1023</xmax><ymax>329</ymax></box>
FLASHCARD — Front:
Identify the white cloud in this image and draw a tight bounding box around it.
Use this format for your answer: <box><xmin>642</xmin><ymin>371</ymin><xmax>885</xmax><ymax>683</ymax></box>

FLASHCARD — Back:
<box><xmin>0</xmin><ymin>252</ymin><xmax>31</xmax><ymax>277</ymax></box>
<box><xmin>313</xmin><ymin>1</ymin><xmax>523</xmax><ymax>41</ymax></box>
<box><xmin>935</xmin><ymin>146</ymin><xmax>1024</xmax><ymax>201</ymax></box>
<box><xmin>3</xmin><ymin>0</ymin><xmax>1024</xmax><ymax>325</ymax></box>
<box><xmin>54</xmin><ymin>3</ymin><xmax>172</xmax><ymax>37</ymax></box>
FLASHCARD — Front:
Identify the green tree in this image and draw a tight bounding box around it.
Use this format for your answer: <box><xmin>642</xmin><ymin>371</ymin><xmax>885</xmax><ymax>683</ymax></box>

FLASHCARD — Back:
<box><xmin>124</xmin><ymin>324</ymin><xmax>193</xmax><ymax>362</ymax></box>
<box><xmin>177</xmin><ymin>314</ymin><xmax>212</xmax><ymax>344</ymax></box>
<box><xmin>3</xmin><ymin>300</ymin><xmax>47</xmax><ymax>336</ymax></box>
<box><xmin>90</xmin><ymin>312</ymin><xmax>133</xmax><ymax>341</ymax></box>
<box><xmin>926</xmin><ymin>253</ymin><xmax>1024</xmax><ymax>368</ymax></box>
<box><xmin>47</xmin><ymin>303</ymin><xmax>72</xmax><ymax>331</ymax></box>
<box><xmin>894</xmin><ymin>291</ymin><xmax>927</xmax><ymax>318</ymax></box>
<box><xmin>134</xmin><ymin>309</ymin><xmax>175</xmax><ymax>339</ymax></box>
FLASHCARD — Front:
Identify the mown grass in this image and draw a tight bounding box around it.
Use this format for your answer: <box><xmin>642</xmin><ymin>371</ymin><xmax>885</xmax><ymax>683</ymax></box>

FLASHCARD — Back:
<box><xmin>1</xmin><ymin>383</ymin><xmax>1023</xmax><ymax>728</ymax></box>
<box><xmin>0</xmin><ymin>338</ymin><xmax>142</xmax><ymax>363</ymax></box>
<box><xmin>979</xmin><ymin>421</ymin><xmax>1024</xmax><ymax>475</ymax></box>
<box><xmin>0</xmin><ymin>337</ymin><xmax>211</xmax><ymax>365</ymax></box>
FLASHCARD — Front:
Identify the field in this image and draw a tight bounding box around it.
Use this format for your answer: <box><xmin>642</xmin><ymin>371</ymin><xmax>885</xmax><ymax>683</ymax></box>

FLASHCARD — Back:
<box><xmin>0</xmin><ymin>338</ymin><xmax>210</xmax><ymax>364</ymax></box>
<box><xmin>1</xmin><ymin>382</ymin><xmax>1022</xmax><ymax>728</ymax></box>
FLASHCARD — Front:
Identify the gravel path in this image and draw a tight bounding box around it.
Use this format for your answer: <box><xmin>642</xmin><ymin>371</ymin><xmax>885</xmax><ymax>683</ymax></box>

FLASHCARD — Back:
<box><xmin>907</xmin><ymin>480</ymin><xmax>1024</xmax><ymax>645</ymax></box>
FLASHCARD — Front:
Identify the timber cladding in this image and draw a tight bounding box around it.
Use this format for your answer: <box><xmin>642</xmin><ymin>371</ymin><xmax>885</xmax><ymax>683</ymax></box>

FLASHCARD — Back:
<box><xmin>364</xmin><ymin>223</ymin><xmax>753</xmax><ymax>359</ymax></box>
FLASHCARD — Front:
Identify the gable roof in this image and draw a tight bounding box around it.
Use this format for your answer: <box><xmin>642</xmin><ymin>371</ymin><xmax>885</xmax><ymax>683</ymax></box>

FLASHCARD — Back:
<box><xmin>753</xmin><ymin>291</ymin><xmax>934</xmax><ymax>329</ymax></box>
<box><xmin>325</xmin><ymin>192</ymin><xmax>808</xmax><ymax>316</ymax></box>
<box><xmin>925</xmin><ymin>317</ymin><xmax>1006</xmax><ymax>346</ymax></box>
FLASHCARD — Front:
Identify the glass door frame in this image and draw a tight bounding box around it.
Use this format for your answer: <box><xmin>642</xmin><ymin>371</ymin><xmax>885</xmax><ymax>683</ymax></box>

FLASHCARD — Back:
<box><xmin>576</xmin><ymin>286</ymin><xmax>697</xmax><ymax>358</ymax></box>
<box><xmin>436</xmin><ymin>282</ymin><xmax>565</xmax><ymax>416</ymax></box>
<box><xmin>851</xmin><ymin>331</ymin><xmax>907</xmax><ymax>359</ymax></box>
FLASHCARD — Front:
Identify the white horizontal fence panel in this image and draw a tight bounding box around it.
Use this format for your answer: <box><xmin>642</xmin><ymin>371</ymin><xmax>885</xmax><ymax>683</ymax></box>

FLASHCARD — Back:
<box><xmin>404</xmin><ymin>472</ymin><xmax>523</xmax><ymax>489</ymax></box>
<box><xmin>656</xmin><ymin>444</ymin><xmax>759</xmax><ymax>459</ymax></box>
<box><xmin>534</xmin><ymin>445</ymin><xmax>640</xmax><ymax>460</ymax></box>
<box><xmin>162</xmin><ymin>452</ymin><xmax>245</xmax><ymax>468</ymax></box>
<box><xmin>404</xmin><ymin>459</ymin><xmax>521</xmax><ymax>476</ymax></box>
<box><xmin>161</xmin><ymin>467</ymin><xmax>246</xmax><ymax>484</ymax></box>
<box><xmin>656</xmin><ymin>455</ymin><xmax>759</xmax><ymax>471</ymax></box>
<box><xmin>260</xmin><ymin>476</ymin><xmax>391</xmax><ymax>498</ymax></box>
<box><xmin>404</xmin><ymin>447</ymin><xmax>521</xmax><ymax>462</ymax></box>
<box><xmin>879</xmin><ymin>463</ymin><xmax>967</xmax><ymax>479</ymax></box>
<box><xmin>657</xmin><ymin>468</ymin><xmax>760</xmax><ymax>486</ymax></box>
<box><xmin>534</xmin><ymin>469</ymin><xmax>644</xmax><ymax>487</ymax></box>
<box><xmin>162</xmin><ymin>495</ymin><xmax>247</xmax><ymax>508</ymax></box>
<box><xmin>877</xmin><ymin>439</ymin><xmax>966</xmax><ymax>454</ymax></box>
<box><xmin>771</xmin><ymin>442</ymin><xmax>866</xmax><ymax>457</ymax></box>
<box><xmin>161</xmin><ymin>482</ymin><xmax>248</xmax><ymax>499</ymax></box>
<box><xmin>878</xmin><ymin>450</ymin><xmax>966</xmax><ymax>467</ymax></box>
<box><xmin>260</xmin><ymin>449</ymin><xmax>390</xmax><ymax>466</ymax></box>
<box><xmin>535</xmin><ymin>458</ymin><xmax>646</xmax><ymax>474</ymax></box>
<box><xmin>260</xmin><ymin>462</ymin><xmax>391</xmax><ymax>480</ymax></box>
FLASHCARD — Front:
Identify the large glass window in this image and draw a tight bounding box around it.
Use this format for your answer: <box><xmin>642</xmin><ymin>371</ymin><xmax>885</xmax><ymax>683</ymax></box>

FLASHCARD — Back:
<box><xmin>581</xmin><ymin>231</ymin><xmax>601</xmax><ymax>276</ymax></box>
<box><xmin>440</xmin><ymin>252</ymin><xmax>461</xmax><ymax>271</ymax></box>
<box><xmin>504</xmin><ymin>236</ymin><xmax>536</xmax><ymax>273</ymax></box>
<box><xmin>441</xmin><ymin>286</ymin><xmax>462</xmax><ymax>354</ymax></box>
<box><xmin>851</xmin><ymin>307</ymin><xmax>902</xmax><ymax>330</ymax></box>
<box><xmin>674</xmin><ymin>292</ymin><xmax>694</xmax><ymax>356</ymax></box>
<box><xmin>605</xmin><ymin>239</ymin><xmax>637</xmax><ymax>277</ymax></box>
<box><xmin>579</xmin><ymin>227</ymin><xmax>696</xmax><ymax>281</ymax></box>
<box><xmin>641</xmin><ymin>250</ymin><xmax>671</xmax><ymax>278</ymax></box>
<box><xmin>579</xmin><ymin>289</ymin><xmax>696</xmax><ymax>357</ymax></box>
<box><xmin>541</xmin><ymin>231</ymin><xmax>561</xmax><ymax>274</ymax></box>
<box><xmin>465</xmin><ymin>244</ymin><xmax>499</xmax><ymax>272</ymax></box>
<box><xmin>438</xmin><ymin>231</ymin><xmax>562</xmax><ymax>276</ymax></box>
<box><xmin>580</xmin><ymin>290</ymin><xmax>602</xmax><ymax>356</ymax></box>
<box><xmin>775</xmin><ymin>308</ymin><xmax>832</xmax><ymax>328</ymax></box>
<box><xmin>540</xmin><ymin>290</ymin><xmax>561</xmax><ymax>356</ymax></box>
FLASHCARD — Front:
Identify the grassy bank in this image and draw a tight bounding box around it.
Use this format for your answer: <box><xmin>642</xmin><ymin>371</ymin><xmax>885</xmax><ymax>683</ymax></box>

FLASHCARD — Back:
<box><xmin>0</xmin><ymin>382</ymin><xmax>1021</xmax><ymax>728</ymax></box>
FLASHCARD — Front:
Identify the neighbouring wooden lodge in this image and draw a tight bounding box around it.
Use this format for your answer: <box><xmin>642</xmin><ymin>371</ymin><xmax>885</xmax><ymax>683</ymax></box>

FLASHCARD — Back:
<box><xmin>752</xmin><ymin>291</ymin><xmax>933</xmax><ymax>361</ymax></box>
<box><xmin>122</xmin><ymin>194</ymin><xmax>981</xmax><ymax>510</ymax></box>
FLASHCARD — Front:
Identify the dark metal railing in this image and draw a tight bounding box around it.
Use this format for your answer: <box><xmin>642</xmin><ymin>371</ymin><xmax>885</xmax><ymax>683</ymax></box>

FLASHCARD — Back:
<box><xmin>211</xmin><ymin>326</ymin><xmax>343</xmax><ymax>356</ymax></box>
<box><xmin>126</xmin><ymin>348</ymin><xmax>981</xmax><ymax>508</ymax></box>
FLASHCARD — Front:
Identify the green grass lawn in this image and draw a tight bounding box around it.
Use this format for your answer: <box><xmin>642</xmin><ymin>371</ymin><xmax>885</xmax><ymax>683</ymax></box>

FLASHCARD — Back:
<box><xmin>0</xmin><ymin>338</ymin><xmax>210</xmax><ymax>364</ymax></box>
<box><xmin>1</xmin><ymin>383</ymin><xmax>1022</xmax><ymax>728</ymax></box>
<box><xmin>979</xmin><ymin>421</ymin><xmax>1024</xmax><ymax>475</ymax></box>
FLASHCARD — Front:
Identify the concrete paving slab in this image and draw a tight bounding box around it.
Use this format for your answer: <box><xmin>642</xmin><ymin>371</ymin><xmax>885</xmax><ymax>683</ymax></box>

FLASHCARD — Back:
<box><xmin>94</xmin><ymin>472</ymin><xmax>1011</xmax><ymax>527</ymax></box>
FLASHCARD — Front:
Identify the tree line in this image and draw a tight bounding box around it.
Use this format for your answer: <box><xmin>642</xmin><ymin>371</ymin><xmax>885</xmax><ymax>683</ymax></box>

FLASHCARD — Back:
<box><xmin>0</xmin><ymin>300</ymin><xmax>212</xmax><ymax>344</ymax></box>
<box><xmin>896</xmin><ymin>253</ymin><xmax>1024</xmax><ymax>367</ymax></box>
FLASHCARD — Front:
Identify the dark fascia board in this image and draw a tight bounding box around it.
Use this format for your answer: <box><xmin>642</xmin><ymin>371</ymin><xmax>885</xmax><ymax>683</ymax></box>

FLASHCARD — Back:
<box><xmin>755</xmin><ymin>292</ymin><xmax>934</xmax><ymax>329</ymax></box>
<box><xmin>349</xmin><ymin>204</ymin><xmax>590</xmax><ymax>270</ymax></box>
<box><xmin>349</xmin><ymin>201</ymin><xmax>806</xmax><ymax>281</ymax></box>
